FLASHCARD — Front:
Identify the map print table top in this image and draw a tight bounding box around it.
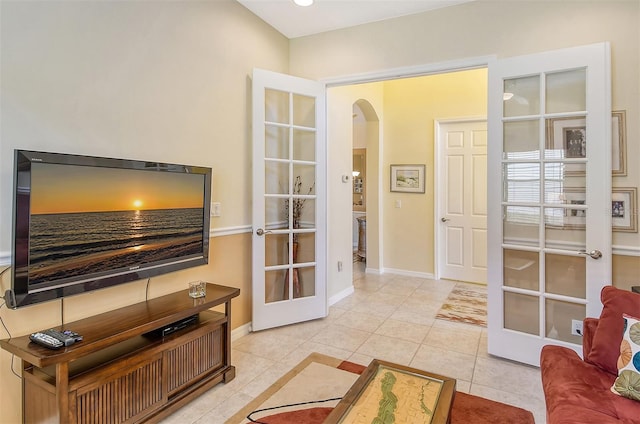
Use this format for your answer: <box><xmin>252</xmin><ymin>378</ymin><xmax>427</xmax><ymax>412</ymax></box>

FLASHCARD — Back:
<box><xmin>327</xmin><ymin>359</ymin><xmax>456</xmax><ymax>424</ymax></box>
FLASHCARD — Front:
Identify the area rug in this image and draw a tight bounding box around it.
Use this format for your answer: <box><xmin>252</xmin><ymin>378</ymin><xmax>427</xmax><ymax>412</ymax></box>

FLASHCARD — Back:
<box><xmin>436</xmin><ymin>282</ymin><xmax>487</xmax><ymax>326</ymax></box>
<box><xmin>226</xmin><ymin>352</ymin><xmax>534</xmax><ymax>424</ymax></box>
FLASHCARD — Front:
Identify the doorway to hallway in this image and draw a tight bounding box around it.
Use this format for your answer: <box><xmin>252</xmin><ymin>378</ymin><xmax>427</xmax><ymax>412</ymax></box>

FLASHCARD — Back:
<box><xmin>435</xmin><ymin>118</ymin><xmax>488</xmax><ymax>285</ymax></box>
<box><xmin>331</xmin><ymin>68</ymin><xmax>489</xmax><ymax>287</ymax></box>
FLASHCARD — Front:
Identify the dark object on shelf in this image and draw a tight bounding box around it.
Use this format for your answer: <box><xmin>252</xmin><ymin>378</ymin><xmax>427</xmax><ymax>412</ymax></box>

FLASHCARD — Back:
<box><xmin>29</xmin><ymin>328</ymin><xmax>83</xmax><ymax>349</ymax></box>
<box><xmin>144</xmin><ymin>314</ymin><xmax>198</xmax><ymax>338</ymax></box>
<box><xmin>29</xmin><ymin>332</ymin><xmax>64</xmax><ymax>349</ymax></box>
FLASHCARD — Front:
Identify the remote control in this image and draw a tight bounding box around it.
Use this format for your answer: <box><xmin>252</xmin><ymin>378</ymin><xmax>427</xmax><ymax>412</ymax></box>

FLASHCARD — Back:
<box><xmin>61</xmin><ymin>329</ymin><xmax>83</xmax><ymax>343</ymax></box>
<box><xmin>29</xmin><ymin>332</ymin><xmax>65</xmax><ymax>349</ymax></box>
<box><xmin>29</xmin><ymin>329</ymin><xmax>83</xmax><ymax>350</ymax></box>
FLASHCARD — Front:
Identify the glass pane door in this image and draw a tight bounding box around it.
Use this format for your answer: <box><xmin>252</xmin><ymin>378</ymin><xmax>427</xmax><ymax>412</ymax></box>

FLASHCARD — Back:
<box><xmin>252</xmin><ymin>69</ymin><xmax>326</xmax><ymax>331</ymax></box>
<box><xmin>264</xmin><ymin>89</ymin><xmax>317</xmax><ymax>302</ymax></box>
<box><xmin>503</xmin><ymin>69</ymin><xmax>588</xmax><ymax>345</ymax></box>
<box><xmin>488</xmin><ymin>43</ymin><xmax>611</xmax><ymax>366</ymax></box>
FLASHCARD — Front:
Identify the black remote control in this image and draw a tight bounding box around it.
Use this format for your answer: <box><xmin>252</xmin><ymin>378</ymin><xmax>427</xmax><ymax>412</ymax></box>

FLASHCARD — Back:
<box><xmin>61</xmin><ymin>329</ymin><xmax>83</xmax><ymax>342</ymax></box>
<box><xmin>29</xmin><ymin>331</ymin><xmax>64</xmax><ymax>349</ymax></box>
<box><xmin>29</xmin><ymin>329</ymin><xmax>83</xmax><ymax>350</ymax></box>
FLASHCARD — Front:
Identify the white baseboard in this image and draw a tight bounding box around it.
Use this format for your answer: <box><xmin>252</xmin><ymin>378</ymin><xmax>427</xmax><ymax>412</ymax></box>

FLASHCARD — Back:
<box><xmin>328</xmin><ymin>285</ymin><xmax>355</xmax><ymax>307</ymax></box>
<box><xmin>230</xmin><ymin>287</ymin><xmax>353</xmax><ymax>344</ymax></box>
<box><xmin>231</xmin><ymin>322</ymin><xmax>252</xmax><ymax>342</ymax></box>
<box><xmin>382</xmin><ymin>267</ymin><xmax>436</xmax><ymax>279</ymax></box>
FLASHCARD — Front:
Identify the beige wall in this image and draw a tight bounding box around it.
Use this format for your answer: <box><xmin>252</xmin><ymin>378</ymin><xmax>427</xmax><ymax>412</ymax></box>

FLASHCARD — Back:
<box><xmin>613</xmin><ymin>255</ymin><xmax>640</xmax><ymax>292</ymax></box>
<box><xmin>0</xmin><ymin>0</ymin><xmax>288</xmax><ymax>239</ymax></box>
<box><xmin>326</xmin><ymin>83</ymin><xmax>384</xmax><ymax>298</ymax></box>
<box><xmin>382</xmin><ymin>70</ymin><xmax>488</xmax><ymax>274</ymax></box>
<box><xmin>0</xmin><ymin>1</ymin><xmax>285</xmax><ymax>421</ymax></box>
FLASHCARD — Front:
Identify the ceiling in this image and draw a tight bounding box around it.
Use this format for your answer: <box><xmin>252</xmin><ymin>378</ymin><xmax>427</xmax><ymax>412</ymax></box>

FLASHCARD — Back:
<box><xmin>236</xmin><ymin>0</ymin><xmax>475</xmax><ymax>39</ymax></box>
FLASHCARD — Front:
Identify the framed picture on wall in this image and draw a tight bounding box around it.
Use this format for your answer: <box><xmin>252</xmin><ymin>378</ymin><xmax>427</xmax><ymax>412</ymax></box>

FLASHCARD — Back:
<box><xmin>545</xmin><ymin>111</ymin><xmax>627</xmax><ymax>176</ymax></box>
<box><xmin>545</xmin><ymin>116</ymin><xmax>586</xmax><ymax>176</ymax></box>
<box><xmin>559</xmin><ymin>188</ymin><xmax>587</xmax><ymax>229</ymax></box>
<box><xmin>612</xmin><ymin>187</ymin><xmax>637</xmax><ymax>232</ymax></box>
<box><xmin>547</xmin><ymin>187</ymin><xmax>637</xmax><ymax>232</ymax></box>
<box><xmin>390</xmin><ymin>164</ymin><xmax>425</xmax><ymax>193</ymax></box>
<box><xmin>612</xmin><ymin>110</ymin><xmax>627</xmax><ymax>176</ymax></box>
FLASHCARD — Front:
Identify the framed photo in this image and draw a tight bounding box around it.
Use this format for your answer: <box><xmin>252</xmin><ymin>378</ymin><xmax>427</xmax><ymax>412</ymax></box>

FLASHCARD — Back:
<box><xmin>558</xmin><ymin>188</ymin><xmax>587</xmax><ymax>229</ymax></box>
<box><xmin>547</xmin><ymin>187</ymin><xmax>637</xmax><ymax>232</ymax></box>
<box><xmin>546</xmin><ymin>112</ymin><xmax>627</xmax><ymax>176</ymax></box>
<box><xmin>390</xmin><ymin>164</ymin><xmax>425</xmax><ymax>193</ymax></box>
<box><xmin>612</xmin><ymin>110</ymin><xmax>627</xmax><ymax>176</ymax></box>
<box><xmin>546</xmin><ymin>116</ymin><xmax>586</xmax><ymax>175</ymax></box>
<box><xmin>612</xmin><ymin>187</ymin><xmax>637</xmax><ymax>232</ymax></box>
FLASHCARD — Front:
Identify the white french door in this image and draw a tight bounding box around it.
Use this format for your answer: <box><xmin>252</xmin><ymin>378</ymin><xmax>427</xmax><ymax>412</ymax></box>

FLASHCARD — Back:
<box><xmin>251</xmin><ymin>68</ymin><xmax>327</xmax><ymax>332</ymax></box>
<box><xmin>437</xmin><ymin>119</ymin><xmax>488</xmax><ymax>285</ymax></box>
<box><xmin>487</xmin><ymin>43</ymin><xmax>612</xmax><ymax>365</ymax></box>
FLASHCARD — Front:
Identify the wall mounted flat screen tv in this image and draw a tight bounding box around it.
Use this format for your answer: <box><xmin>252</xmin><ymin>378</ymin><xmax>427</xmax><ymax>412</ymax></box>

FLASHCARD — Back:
<box><xmin>8</xmin><ymin>150</ymin><xmax>211</xmax><ymax>308</ymax></box>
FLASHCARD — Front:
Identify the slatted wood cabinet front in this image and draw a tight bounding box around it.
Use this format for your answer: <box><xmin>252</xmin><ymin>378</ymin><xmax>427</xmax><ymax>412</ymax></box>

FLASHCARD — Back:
<box><xmin>1</xmin><ymin>283</ymin><xmax>240</xmax><ymax>424</ymax></box>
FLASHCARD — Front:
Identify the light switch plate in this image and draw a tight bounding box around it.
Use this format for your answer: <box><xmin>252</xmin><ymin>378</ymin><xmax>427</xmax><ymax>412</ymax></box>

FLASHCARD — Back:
<box><xmin>211</xmin><ymin>202</ymin><xmax>221</xmax><ymax>217</ymax></box>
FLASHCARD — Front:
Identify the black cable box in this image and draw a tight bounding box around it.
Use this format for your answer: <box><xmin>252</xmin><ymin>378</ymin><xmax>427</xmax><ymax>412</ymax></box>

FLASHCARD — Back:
<box><xmin>146</xmin><ymin>314</ymin><xmax>198</xmax><ymax>338</ymax></box>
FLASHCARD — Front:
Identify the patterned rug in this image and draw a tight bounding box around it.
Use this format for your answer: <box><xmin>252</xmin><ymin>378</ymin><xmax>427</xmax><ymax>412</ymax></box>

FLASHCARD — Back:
<box><xmin>436</xmin><ymin>282</ymin><xmax>487</xmax><ymax>327</ymax></box>
<box><xmin>226</xmin><ymin>353</ymin><xmax>534</xmax><ymax>424</ymax></box>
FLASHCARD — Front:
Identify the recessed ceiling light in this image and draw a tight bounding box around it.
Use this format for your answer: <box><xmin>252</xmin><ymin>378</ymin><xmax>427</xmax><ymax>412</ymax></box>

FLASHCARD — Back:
<box><xmin>293</xmin><ymin>0</ymin><xmax>313</xmax><ymax>6</ymax></box>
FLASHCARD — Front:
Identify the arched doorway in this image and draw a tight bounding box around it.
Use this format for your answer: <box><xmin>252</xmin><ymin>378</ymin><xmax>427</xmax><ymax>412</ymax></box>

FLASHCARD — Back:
<box><xmin>352</xmin><ymin>99</ymin><xmax>380</xmax><ymax>273</ymax></box>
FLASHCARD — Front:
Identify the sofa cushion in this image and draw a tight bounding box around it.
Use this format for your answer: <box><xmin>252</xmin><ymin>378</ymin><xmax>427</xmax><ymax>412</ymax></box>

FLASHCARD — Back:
<box><xmin>611</xmin><ymin>314</ymin><xmax>640</xmax><ymax>401</ymax></box>
<box><xmin>541</xmin><ymin>345</ymin><xmax>640</xmax><ymax>423</ymax></box>
<box><xmin>587</xmin><ymin>286</ymin><xmax>640</xmax><ymax>375</ymax></box>
<box><xmin>582</xmin><ymin>317</ymin><xmax>599</xmax><ymax>358</ymax></box>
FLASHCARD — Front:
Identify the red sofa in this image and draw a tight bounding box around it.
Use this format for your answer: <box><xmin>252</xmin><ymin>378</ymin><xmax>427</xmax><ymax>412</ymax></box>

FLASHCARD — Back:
<box><xmin>540</xmin><ymin>286</ymin><xmax>640</xmax><ymax>423</ymax></box>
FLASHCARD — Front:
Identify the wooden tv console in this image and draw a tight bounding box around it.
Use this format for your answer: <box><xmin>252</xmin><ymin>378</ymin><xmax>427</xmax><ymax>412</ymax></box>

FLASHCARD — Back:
<box><xmin>0</xmin><ymin>283</ymin><xmax>240</xmax><ymax>424</ymax></box>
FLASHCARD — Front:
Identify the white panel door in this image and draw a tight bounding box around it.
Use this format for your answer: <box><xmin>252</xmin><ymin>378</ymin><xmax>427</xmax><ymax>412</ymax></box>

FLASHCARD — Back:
<box><xmin>437</xmin><ymin>119</ymin><xmax>488</xmax><ymax>284</ymax></box>
<box><xmin>251</xmin><ymin>69</ymin><xmax>327</xmax><ymax>331</ymax></box>
<box><xmin>487</xmin><ymin>43</ymin><xmax>611</xmax><ymax>366</ymax></box>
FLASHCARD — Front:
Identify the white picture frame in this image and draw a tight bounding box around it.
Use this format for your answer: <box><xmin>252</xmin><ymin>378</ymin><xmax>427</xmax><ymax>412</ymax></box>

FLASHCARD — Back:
<box><xmin>545</xmin><ymin>111</ymin><xmax>627</xmax><ymax>176</ymax></box>
<box><xmin>390</xmin><ymin>164</ymin><xmax>425</xmax><ymax>193</ymax></box>
<box><xmin>612</xmin><ymin>187</ymin><xmax>637</xmax><ymax>232</ymax></box>
<box><xmin>612</xmin><ymin>110</ymin><xmax>627</xmax><ymax>176</ymax></box>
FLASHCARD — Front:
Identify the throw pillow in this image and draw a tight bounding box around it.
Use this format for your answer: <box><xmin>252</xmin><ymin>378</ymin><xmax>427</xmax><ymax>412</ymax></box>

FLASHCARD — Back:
<box><xmin>611</xmin><ymin>314</ymin><xmax>640</xmax><ymax>401</ymax></box>
<box><xmin>586</xmin><ymin>286</ymin><xmax>640</xmax><ymax>375</ymax></box>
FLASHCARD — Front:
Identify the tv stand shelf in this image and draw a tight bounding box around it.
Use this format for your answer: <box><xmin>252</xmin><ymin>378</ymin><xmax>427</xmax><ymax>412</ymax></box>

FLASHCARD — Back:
<box><xmin>0</xmin><ymin>283</ymin><xmax>240</xmax><ymax>424</ymax></box>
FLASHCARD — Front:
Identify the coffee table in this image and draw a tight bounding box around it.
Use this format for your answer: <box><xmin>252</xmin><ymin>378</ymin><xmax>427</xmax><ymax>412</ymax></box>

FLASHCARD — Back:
<box><xmin>325</xmin><ymin>359</ymin><xmax>456</xmax><ymax>424</ymax></box>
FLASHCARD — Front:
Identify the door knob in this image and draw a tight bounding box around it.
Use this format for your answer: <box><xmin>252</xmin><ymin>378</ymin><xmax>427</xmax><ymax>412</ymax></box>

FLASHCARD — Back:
<box><xmin>578</xmin><ymin>249</ymin><xmax>602</xmax><ymax>259</ymax></box>
<box><xmin>441</xmin><ymin>217</ymin><xmax>450</xmax><ymax>222</ymax></box>
<box><xmin>256</xmin><ymin>228</ymin><xmax>272</xmax><ymax>236</ymax></box>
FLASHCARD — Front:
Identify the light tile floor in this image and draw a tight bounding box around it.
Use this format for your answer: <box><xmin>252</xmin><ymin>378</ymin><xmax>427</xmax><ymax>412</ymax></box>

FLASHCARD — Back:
<box><xmin>163</xmin><ymin>263</ymin><xmax>547</xmax><ymax>423</ymax></box>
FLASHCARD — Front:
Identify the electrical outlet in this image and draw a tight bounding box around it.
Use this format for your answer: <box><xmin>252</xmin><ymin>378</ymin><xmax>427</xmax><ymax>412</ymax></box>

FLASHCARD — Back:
<box><xmin>571</xmin><ymin>319</ymin><xmax>583</xmax><ymax>336</ymax></box>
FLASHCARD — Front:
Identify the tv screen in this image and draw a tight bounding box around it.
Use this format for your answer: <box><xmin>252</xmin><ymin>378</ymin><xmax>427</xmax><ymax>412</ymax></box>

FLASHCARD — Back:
<box><xmin>9</xmin><ymin>150</ymin><xmax>211</xmax><ymax>308</ymax></box>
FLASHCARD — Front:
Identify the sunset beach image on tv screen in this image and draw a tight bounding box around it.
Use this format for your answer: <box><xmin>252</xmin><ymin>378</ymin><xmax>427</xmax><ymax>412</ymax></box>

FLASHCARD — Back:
<box><xmin>27</xmin><ymin>162</ymin><xmax>206</xmax><ymax>287</ymax></box>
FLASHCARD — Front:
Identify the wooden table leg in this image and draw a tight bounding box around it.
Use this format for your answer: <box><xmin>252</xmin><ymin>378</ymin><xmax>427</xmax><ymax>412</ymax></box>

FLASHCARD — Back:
<box><xmin>56</xmin><ymin>362</ymin><xmax>70</xmax><ymax>423</ymax></box>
